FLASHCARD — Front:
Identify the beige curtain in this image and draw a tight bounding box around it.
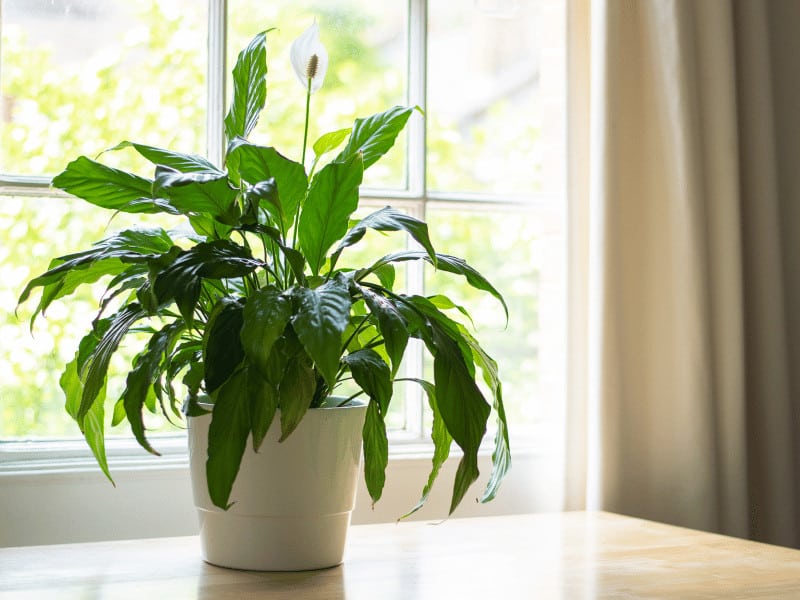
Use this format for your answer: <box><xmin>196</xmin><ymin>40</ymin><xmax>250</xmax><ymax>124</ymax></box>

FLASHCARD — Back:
<box><xmin>566</xmin><ymin>0</ymin><xmax>800</xmax><ymax>548</ymax></box>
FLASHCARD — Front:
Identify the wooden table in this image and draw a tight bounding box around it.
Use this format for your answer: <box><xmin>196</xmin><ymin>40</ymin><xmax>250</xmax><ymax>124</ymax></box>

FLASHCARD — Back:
<box><xmin>1</xmin><ymin>512</ymin><xmax>799</xmax><ymax>599</ymax></box>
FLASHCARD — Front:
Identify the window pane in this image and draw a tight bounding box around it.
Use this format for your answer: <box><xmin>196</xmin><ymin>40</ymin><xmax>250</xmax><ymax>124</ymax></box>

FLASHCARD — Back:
<box><xmin>424</xmin><ymin>206</ymin><xmax>565</xmax><ymax>443</ymax></box>
<box><xmin>427</xmin><ymin>0</ymin><xmax>563</xmax><ymax>196</ymax></box>
<box><xmin>227</xmin><ymin>0</ymin><xmax>408</xmax><ymax>190</ymax></box>
<box><xmin>0</xmin><ymin>0</ymin><xmax>207</xmax><ymax>176</ymax></box>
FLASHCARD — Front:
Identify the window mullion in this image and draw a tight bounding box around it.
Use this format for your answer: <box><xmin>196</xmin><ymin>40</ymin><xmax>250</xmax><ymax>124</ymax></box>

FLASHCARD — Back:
<box><xmin>407</xmin><ymin>0</ymin><xmax>427</xmax><ymax>198</ymax></box>
<box><xmin>207</xmin><ymin>0</ymin><xmax>227</xmax><ymax>168</ymax></box>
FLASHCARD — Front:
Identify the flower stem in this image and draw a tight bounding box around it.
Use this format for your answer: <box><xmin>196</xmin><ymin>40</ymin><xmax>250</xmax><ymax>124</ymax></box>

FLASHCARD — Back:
<box><xmin>301</xmin><ymin>78</ymin><xmax>312</xmax><ymax>167</ymax></box>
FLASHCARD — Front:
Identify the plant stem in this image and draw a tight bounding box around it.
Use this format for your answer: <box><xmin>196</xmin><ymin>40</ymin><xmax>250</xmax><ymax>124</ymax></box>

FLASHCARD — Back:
<box><xmin>301</xmin><ymin>78</ymin><xmax>312</xmax><ymax>168</ymax></box>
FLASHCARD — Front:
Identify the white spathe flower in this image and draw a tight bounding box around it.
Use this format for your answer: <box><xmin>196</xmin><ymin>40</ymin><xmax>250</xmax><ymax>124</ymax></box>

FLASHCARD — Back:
<box><xmin>290</xmin><ymin>22</ymin><xmax>328</xmax><ymax>93</ymax></box>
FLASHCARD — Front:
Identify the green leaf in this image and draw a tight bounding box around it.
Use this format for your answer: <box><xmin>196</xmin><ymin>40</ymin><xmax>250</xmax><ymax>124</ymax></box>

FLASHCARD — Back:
<box><xmin>401</xmin><ymin>379</ymin><xmax>452</xmax><ymax>519</ymax></box>
<box><xmin>153</xmin><ymin>240</ymin><xmax>260</xmax><ymax>324</ymax></box>
<box><xmin>312</xmin><ymin>127</ymin><xmax>352</xmax><ymax>158</ymax></box>
<box><xmin>248</xmin><ymin>368</ymin><xmax>278</xmax><ymax>451</ymax></box>
<box><xmin>331</xmin><ymin>206</ymin><xmax>437</xmax><ymax>269</ymax></box>
<box><xmin>203</xmin><ymin>298</ymin><xmax>245</xmax><ymax>394</ymax></box>
<box><xmin>291</xmin><ymin>278</ymin><xmax>352</xmax><ymax>387</ymax></box>
<box><xmin>358</xmin><ymin>285</ymin><xmax>408</xmax><ymax>377</ymax></box>
<box><xmin>61</xmin><ymin>342</ymin><xmax>112</xmax><ymax>484</ymax></box>
<box><xmin>106</xmin><ymin>141</ymin><xmax>222</xmax><ymax>174</ymax></box>
<box><xmin>362</xmin><ymin>399</ymin><xmax>388</xmax><ymax>505</ymax></box>
<box><xmin>240</xmin><ymin>289</ymin><xmax>292</xmax><ymax>379</ymax></box>
<box><xmin>228</xmin><ymin>140</ymin><xmax>308</xmax><ymax>233</ymax></box>
<box><xmin>335</xmin><ymin>105</ymin><xmax>418</xmax><ymax>170</ymax></box>
<box><xmin>431</xmin><ymin>330</ymin><xmax>491</xmax><ymax>514</ymax></box>
<box><xmin>51</xmin><ymin>156</ymin><xmax>153</xmax><ymax>212</ymax></box>
<box><xmin>154</xmin><ymin>168</ymin><xmax>240</xmax><ymax>224</ymax></box>
<box><xmin>80</xmin><ymin>305</ymin><xmax>146</xmax><ymax>421</ymax></box>
<box><xmin>122</xmin><ymin>322</ymin><xmax>184</xmax><ymax>455</ymax></box>
<box><xmin>278</xmin><ymin>356</ymin><xmax>315</xmax><ymax>441</ymax></box>
<box><xmin>298</xmin><ymin>154</ymin><xmax>364</xmax><ymax>276</ymax></box>
<box><xmin>343</xmin><ymin>348</ymin><xmax>392</xmax><ymax>413</ymax></box>
<box><xmin>224</xmin><ymin>30</ymin><xmax>271</xmax><ymax>142</ymax></box>
<box><xmin>360</xmin><ymin>251</ymin><xmax>508</xmax><ymax>321</ymax></box>
<box><xmin>207</xmin><ymin>368</ymin><xmax>251</xmax><ymax>509</ymax></box>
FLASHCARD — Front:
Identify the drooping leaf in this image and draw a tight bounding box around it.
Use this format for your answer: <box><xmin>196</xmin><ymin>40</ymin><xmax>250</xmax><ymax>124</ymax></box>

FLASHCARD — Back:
<box><xmin>61</xmin><ymin>338</ymin><xmax>112</xmax><ymax>484</ymax></box>
<box><xmin>431</xmin><ymin>330</ymin><xmax>491</xmax><ymax>514</ymax></box>
<box><xmin>122</xmin><ymin>322</ymin><xmax>185</xmax><ymax>455</ymax></box>
<box><xmin>401</xmin><ymin>378</ymin><xmax>452</xmax><ymax>519</ymax></box>
<box><xmin>343</xmin><ymin>348</ymin><xmax>392</xmax><ymax>413</ymax></box>
<box><xmin>362</xmin><ymin>399</ymin><xmax>388</xmax><ymax>505</ymax></box>
<box><xmin>202</xmin><ymin>298</ymin><xmax>245</xmax><ymax>394</ymax></box>
<box><xmin>248</xmin><ymin>368</ymin><xmax>278</xmax><ymax>451</ymax></box>
<box><xmin>357</xmin><ymin>285</ymin><xmax>408</xmax><ymax>377</ymax></box>
<box><xmin>359</xmin><ymin>250</ymin><xmax>508</xmax><ymax>321</ymax></box>
<box><xmin>291</xmin><ymin>277</ymin><xmax>352</xmax><ymax>387</ymax></box>
<box><xmin>224</xmin><ymin>30</ymin><xmax>271</xmax><ymax>142</ymax></box>
<box><xmin>278</xmin><ymin>355</ymin><xmax>315</xmax><ymax>441</ymax></box>
<box><xmin>240</xmin><ymin>288</ymin><xmax>292</xmax><ymax>378</ymax></box>
<box><xmin>80</xmin><ymin>304</ymin><xmax>146</xmax><ymax>421</ymax></box>
<box><xmin>335</xmin><ymin>105</ymin><xmax>419</xmax><ymax>170</ymax></box>
<box><xmin>298</xmin><ymin>154</ymin><xmax>364</xmax><ymax>276</ymax></box>
<box><xmin>331</xmin><ymin>206</ymin><xmax>436</xmax><ymax>268</ymax></box>
<box><xmin>106</xmin><ymin>141</ymin><xmax>222</xmax><ymax>174</ymax></box>
<box><xmin>207</xmin><ymin>368</ymin><xmax>251</xmax><ymax>509</ymax></box>
<box><xmin>51</xmin><ymin>156</ymin><xmax>153</xmax><ymax>212</ymax></box>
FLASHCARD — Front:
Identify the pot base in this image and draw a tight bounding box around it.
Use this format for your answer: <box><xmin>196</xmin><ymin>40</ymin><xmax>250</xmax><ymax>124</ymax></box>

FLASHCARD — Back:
<box><xmin>197</xmin><ymin>509</ymin><xmax>353</xmax><ymax>571</ymax></box>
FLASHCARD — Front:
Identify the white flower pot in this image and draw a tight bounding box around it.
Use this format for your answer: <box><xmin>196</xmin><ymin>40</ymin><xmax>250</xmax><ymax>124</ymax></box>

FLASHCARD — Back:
<box><xmin>188</xmin><ymin>401</ymin><xmax>368</xmax><ymax>571</ymax></box>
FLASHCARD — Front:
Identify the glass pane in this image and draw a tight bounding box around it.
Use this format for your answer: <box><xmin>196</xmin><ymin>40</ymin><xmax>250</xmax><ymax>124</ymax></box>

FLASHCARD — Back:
<box><xmin>427</xmin><ymin>0</ymin><xmax>564</xmax><ymax>196</ymax></box>
<box><xmin>1</xmin><ymin>197</ymin><xmax>185</xmax><ymax>440</ymax></box>
<box><xmin>424</xmin><ymin>206</ymin><xmax>565</xmax><ymax>443</ymax></box>
<box><xmin>1</xmin><ymin>0</ymin><xmax>207</xmax><ymax>176</ymax></box>
<box><xmin>227</xmin><ymin>0</ymin><xmax>408</xmax><ymax>190</ymax></box>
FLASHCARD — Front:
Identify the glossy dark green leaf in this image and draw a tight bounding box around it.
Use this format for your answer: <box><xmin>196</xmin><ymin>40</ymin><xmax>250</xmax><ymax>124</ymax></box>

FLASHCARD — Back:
<box><xmin>61</xmin><ymin>340</ymin><xmax>112</xmax><ymax>484</ymax></box>
<box><xmin>154</xmin><ymin>168</ymin><xmax>240</xmax><ymax>224</ymax></box>
<box><xmin>80</xmin><ymin>304</ymin><xmax>146</xmax><ymax>421</ymax></box>
<box><xmin>431</xmin><ymin>330</ymin><xmax>491</xmax><ymax>514</ymax></box>
<box><xmin>401</xmin><ymin>378</ymin><xmax>452</xmax><ymax>519</ymax></box>
<box><xmin>224</xmin><ymin>30</ymin><xmax>270</xmax><ymax>142</ymax></box>
<box><xmin>202</xmin><ymin>298</ymin><xmax>245</xmax><ymax>394</ymax></box>
<box><xmin>291</xmin><ymin>278</ymin><xmax>352</xmax><ymax>387</ymax></box>
<box><xmin>362</xmin><ymin>399</ymin><xmax>388</xmax><ymax>505</ymax></box>
<box><xmin>335</xmin><ymin>105</ymin><xmax>418</xmax><ymax>170</ymax></box>
<box><xmin>358</xmin><ymin>285</ymin><xmax>408</xmax><ymax>377</ymax></box>
<box><xmin>122</xmin><ymin>322</ymin><xmax>184</xmax><ymax>455</ymax></box>
<box><xmin>240</xmin><ymin>289</ymin><xmax>292</xmax><ymax>379</ymax></box>
<box><xmin>298</xmin><ymin>154</ymin><xmax>364</xmax><ymax>276</ymax></box>
<box><xmin>51</xmin><ymin>156</ymin><xmax>153</xmax><ymax>212</ymax></box>
<box><xmin>332</xmin><ymin>206</ymin><xmax>436</xmax><ymax>268</ymax></box>
<box><xmin>248</xmin><ymin>368</ymin><xmax>278</xmax><ymax>451</ymax></box>
<box><xmin>106</xmin><ymin>141</ymin><xmax>222</xmax><ymax>174</ymax></box>
<box><xmin>228</xmin><ymin>140</ymin><xmax>308</xmax><ymax>233</ymax></box>
<box><xmin>207</xmin><ymin>368</ymin><xmax>251</xmax><ymax>509</ymax></box>
<box><xmin>359</xmin><ymin>251</ymin><xmax>508</xmax><ymax>321</ymax></box>
<box><xmin>278</xmin><ymin>356</ymin><xmax>315</xmax><ymax>441</ymax></box>
<box><xmin>343</xmin><ymin>348</ymin><xmax>392</xmax><ymax>413</ymax></box>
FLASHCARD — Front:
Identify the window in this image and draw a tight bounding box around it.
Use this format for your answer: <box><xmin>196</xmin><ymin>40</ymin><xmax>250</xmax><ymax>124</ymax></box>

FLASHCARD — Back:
<box><xmin>0</xmin><ymin>0</ymin><xmax>566</xmax><ymax>538</ymax></box>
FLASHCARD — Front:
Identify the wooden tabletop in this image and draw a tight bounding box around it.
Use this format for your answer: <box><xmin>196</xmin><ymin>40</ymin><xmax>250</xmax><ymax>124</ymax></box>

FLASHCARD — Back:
<box><xmin>1</xmin><ymin>511</ymin><xmax>799</xmax><ymax>599</ymax></box>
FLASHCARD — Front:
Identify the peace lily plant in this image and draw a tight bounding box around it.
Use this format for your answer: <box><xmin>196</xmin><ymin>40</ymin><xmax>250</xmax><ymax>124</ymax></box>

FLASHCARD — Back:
<box><xmin>19</xmin><ymin>26</ymin><xmax>511</xmax><ymax>516</ymax></box>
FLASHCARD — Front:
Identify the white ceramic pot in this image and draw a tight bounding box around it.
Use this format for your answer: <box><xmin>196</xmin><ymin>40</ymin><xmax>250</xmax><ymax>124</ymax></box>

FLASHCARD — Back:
<box><xmin>188</xmin><ymin>400</ymin><xmax>368</xmax><ymax>571</ymax></box>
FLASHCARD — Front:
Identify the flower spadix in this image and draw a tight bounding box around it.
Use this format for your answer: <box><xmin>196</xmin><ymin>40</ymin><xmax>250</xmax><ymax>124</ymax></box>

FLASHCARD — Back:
<box><xmin>290</xmin><ymin>22</ymin><xmax>328</xmax><ymax>93</ymax></box>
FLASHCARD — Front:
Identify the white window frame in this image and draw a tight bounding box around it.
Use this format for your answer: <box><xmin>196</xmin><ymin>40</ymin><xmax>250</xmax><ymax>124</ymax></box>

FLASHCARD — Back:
<box><xmin>0</xmin><ymin>0</ymin><xmax>566</xmax><ymax>546</ymax></box>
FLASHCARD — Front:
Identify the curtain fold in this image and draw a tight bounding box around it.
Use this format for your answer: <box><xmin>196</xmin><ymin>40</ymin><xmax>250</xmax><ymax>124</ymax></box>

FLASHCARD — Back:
<box><xmin>566</xmin><ymin>0</ymin><xmax>800</xmax><ymax>547</ymax></box>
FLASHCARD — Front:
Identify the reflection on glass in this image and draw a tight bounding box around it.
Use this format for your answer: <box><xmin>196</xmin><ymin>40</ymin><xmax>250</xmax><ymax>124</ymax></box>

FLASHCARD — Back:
<box><xmin>228</xmin><ymin>0</ymin><xmax>408</xmax><ymax>190</ymax></box>
<box><xmin>423</xmin><ymin>206</ymin><xmax>565</xmax><ymax>441</ymax></box>
<box><xmin>427</xmin><ymin>0</ymin><xmax>546</xmax><ymax>195</ymax></box>
<box><xmin>1</xmin><ymin>0</ymin><xmax>208</xmax><ymax>176</ymax></box>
